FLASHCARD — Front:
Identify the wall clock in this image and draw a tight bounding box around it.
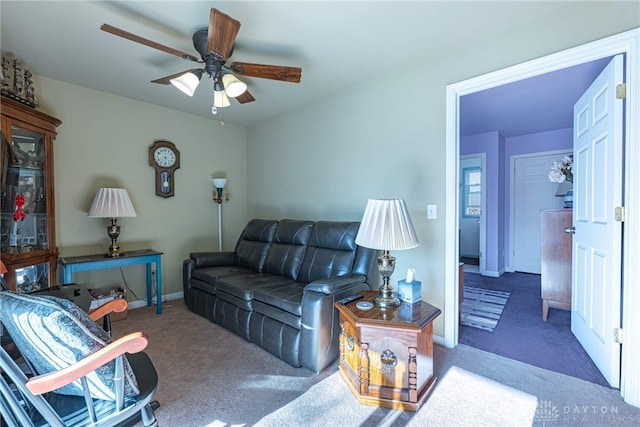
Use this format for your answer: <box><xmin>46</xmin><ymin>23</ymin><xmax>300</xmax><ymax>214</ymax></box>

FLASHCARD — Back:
<box><xmin>149</xmin><ymin>140</ymin><xmax>180</xmax><ymax>197</ymax></box>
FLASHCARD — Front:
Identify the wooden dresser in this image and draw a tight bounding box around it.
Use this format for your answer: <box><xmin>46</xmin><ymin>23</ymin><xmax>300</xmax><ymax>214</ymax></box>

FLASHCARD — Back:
<box><xmin>540</xmin><ymin>209</ymin><xmax>572</xmax><ymax>320</ymax></box>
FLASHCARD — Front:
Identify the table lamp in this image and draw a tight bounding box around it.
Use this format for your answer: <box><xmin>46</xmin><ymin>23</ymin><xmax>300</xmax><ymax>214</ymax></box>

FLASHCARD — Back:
<box><xmin>88</xmin><ymin>188</ymin><xmax>137</xmax><ymax>257</ymax></box>
<box><xmin>355</xmin><ymin>199</ymin><xmax>419</xmax><ymax>307</ymax></box>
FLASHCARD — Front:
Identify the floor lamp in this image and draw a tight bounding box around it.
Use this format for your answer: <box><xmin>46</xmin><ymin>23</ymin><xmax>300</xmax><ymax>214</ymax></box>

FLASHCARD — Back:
<box><xmin>212</xmin><ymin>178</ymin><xmax>229</xmax><ymax>251</ymax></box>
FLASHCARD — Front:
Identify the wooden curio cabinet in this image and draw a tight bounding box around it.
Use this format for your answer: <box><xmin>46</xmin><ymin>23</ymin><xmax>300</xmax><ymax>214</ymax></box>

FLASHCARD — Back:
<box><xmin>1</xmin><ymin>96</ymin><xmax>61</xmax><ymax>292</ymax></box>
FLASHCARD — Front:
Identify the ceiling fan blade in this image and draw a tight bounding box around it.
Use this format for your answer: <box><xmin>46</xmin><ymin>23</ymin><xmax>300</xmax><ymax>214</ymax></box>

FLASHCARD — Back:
<box><xmin>235</xmin><ymin>91</ymin><xmax>255</xmax><ymax>104</ymax></box>
<box><xmin>101</xmin><ymin>23</ymin><xmax>200</xmax><ymax>62</ymax></box>
<box><xmin>230</xmin><ymin>62</ymin><xmax>301</xmax><ymax>83</ymax></box>
<box><xmin>151</xmin><ymin>70</ymin><xmax>197</xmax><ymax>85</ymax></box>
<box><xmin>207</xmin><ymin>8</ymin><xmax>241</xmax><ymax>61</ymax></box>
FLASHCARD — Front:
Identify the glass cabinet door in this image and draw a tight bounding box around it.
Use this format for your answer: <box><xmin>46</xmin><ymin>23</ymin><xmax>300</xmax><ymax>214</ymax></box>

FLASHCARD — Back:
<box><xmin>12</xmin><ymin>261</ymin><xmax>50</xmax><ymax>293</ymax></box>
<box><xmin>1</xmin><ymin>125</ymin><xmax>48</xmax><ymax>254</ymax></box>
<box><xmin>1</xmin><ymin>96</ymin><xmax>61</xmax><ymax>293</ymax></box>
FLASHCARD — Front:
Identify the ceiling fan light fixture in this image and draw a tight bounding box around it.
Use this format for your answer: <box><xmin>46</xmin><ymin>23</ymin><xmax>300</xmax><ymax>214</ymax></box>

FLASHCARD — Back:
<box><xmin>213</xmin><ymin>88</ymin><xmax>231</xmax><ymax>108</ymax></box>
<box><xmin>170</xmin><ymin>69</ymin><xmax>202</xmax><ymax>97</ymax></box>
<box><xmin>222</xmin><ymin>73</ymin><xmax>247</xmax><ymax>98</ymax></box>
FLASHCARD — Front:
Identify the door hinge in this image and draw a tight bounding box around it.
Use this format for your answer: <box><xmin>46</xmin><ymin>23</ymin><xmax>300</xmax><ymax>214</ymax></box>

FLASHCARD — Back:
<box><xmin>615</xmin><ymin>206</ymin><xmax>625</xmax><ymax>222</ymax></box>
<box><xmin>616</xmin><ymin>83</ymin><xmax>626</xmax><ymax>99</ymax></box>
<box><xmin>614</xmin><ymin>327</ymin><xmax>623</xmax><ymax>344</ymax></box>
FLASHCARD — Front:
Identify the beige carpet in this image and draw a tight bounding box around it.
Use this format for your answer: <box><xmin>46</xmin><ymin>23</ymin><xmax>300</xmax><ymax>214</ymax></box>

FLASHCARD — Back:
<box><xmin>115</xmin><ymin>301</ymin><xmax>640</xmax><ymax>426</ymax></box>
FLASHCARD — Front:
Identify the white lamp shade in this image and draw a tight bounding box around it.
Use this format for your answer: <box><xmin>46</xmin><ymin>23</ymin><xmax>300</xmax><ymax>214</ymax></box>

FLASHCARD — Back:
<box><xmin>355</xmin><ymin>199</ymin><xmax>419</xmax><ymax>251</ymax></box>
<box><xmin>170</xmin><ymin>71</ymin><xmax>201</xmax><ymax>97</ymax></box>
<box><xmin>213</xmin><ymin>89</ymin><xmax>231</xmax><ymax>107</ymax></box>
<box><xmin>222</xmin><ymin>74</ymin><xmax>247</xmax><ymax>98</ymax></box>
<box><xmin>212</xmin><ymin>178</ymin><xmax>227</xmax><ymax>189</ymax></box>
<box><xmin>88</xmin><ymin>188</ymin><xmax>137</xmax><ymax>218</ymax></box>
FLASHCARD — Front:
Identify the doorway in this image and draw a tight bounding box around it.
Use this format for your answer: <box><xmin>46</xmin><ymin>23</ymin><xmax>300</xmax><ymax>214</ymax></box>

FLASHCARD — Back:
<box><xmin>459</xmin><ymin>154</ymin><xmax>485</xmax><ymax>275</ymax></box>
<box><xmin>456</xmin><ymin>60</ymin><xmax>614</xmax><ymax>381</ymax></box>
<box><xmin>443</xmin><ymin>28</ymin><xmax>640</xmax><ymax>406</ymax></box>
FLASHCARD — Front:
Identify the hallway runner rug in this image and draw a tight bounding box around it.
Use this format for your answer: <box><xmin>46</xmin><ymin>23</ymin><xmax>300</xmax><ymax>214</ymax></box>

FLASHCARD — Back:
<box><xmin>461</xmin><ymin>286</ymin><xmax>511</xmax><ymax>332</ymax></box>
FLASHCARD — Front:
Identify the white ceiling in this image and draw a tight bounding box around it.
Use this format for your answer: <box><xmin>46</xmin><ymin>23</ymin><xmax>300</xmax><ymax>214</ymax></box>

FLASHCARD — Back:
<box><xmin>0</xmin><ymin>1</ymin><xmax>608</xmax><ymax>133</ymax></box>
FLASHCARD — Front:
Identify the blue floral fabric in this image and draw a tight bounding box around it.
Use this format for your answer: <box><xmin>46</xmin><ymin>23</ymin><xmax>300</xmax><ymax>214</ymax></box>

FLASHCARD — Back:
<box><xmin>0</xmin><ymin>291</ymin><xmax>139</xmax><ymax>401</ymax></box>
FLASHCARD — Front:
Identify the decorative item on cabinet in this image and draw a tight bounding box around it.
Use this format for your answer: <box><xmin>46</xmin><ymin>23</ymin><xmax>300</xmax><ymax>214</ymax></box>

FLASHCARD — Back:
<box><xmin>563</xmin><ymin>189</ymin><xmax>574</xmax><ymax>208</ymax></box>
<box><xmin>0</xmin><ymin>96</ymin><xmax>61</xmax><ymax>292</ymax></box>
<box><xmin>1</xmin><ymin>56</ymin><xmax>38</xmax><ymax>107</ymax></box>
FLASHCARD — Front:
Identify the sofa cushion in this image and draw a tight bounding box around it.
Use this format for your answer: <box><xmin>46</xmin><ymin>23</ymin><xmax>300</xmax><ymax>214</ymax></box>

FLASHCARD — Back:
<box><xmin>235</xmin><ymin>219</ymin><xmax>278</xmax><ymax>272</ymax></box>
<box><xmin>253</xmin><ymin>279</ymin><xmax>307</xmax><ymax>316</ymax></box>
<box><xmin>0</xmin><ymin>292</ymin><xmax>139</xmax><ymax>401</ymax></box>
<box><xmin>297</xmin><ymin>221</ymin><xmax>359</xmax><ymax>283</ymax></box>
<box><xmin>263</xmin><ymin>220</ymin><xmax>313</xmax><ymax>280</ymax></box>
<box><xmin>191</xmin><ymin>265</ymin><xmax>257</xmax><ymax>285</ymax></box>
<box><xmin>215</xmin><ymin>273</ymin><xmax>291</xmax><ymax>301</ymax></box>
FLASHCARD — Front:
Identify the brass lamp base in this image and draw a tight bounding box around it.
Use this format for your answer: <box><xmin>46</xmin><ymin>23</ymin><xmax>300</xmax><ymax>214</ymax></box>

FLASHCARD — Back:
<box><xmin>105</xmin><ymin>218</ymin><xmax>122</xmax><ymax>257</ymax></box>
<box><xmin>374</xmin><ymin>292</ymin><xmax>400</xmax><ymax>308</ymax></box>
<box><xmin>375</xmin><ymin>251</ymin><xmax>400</xmax><ymax>307</ymax></box>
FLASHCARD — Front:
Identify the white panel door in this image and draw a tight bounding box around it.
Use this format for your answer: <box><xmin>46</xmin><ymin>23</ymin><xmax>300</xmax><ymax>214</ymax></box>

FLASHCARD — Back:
<box><xmin>512</xmin><ymin>154</ymin><xmax>566</xmax><ymax>274</ymax></box>
<box><xmin>571</xmin><ymin>55</ymin><xmax>623</xmax><ymax>388</ymax></box>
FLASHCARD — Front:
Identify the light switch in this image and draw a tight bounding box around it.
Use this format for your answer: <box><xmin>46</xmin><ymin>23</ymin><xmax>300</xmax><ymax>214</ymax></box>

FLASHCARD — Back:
<box><xmin>427</xmin><ymin>204</ymin><xmax>437</xmax><ymax>219</ymax></box>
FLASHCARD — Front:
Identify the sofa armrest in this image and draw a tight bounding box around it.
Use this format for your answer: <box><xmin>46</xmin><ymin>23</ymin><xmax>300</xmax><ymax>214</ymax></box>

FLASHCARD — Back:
<box><xmin>300</xmin><ymin>278</ymin><xmax>371</xmax><ymax>373</ymax></box>
<box><xmin>189</xmin><ymin>251</ymin><xmax>236</xmax><ymax>267</ymax></box>
<box><xmin>183</xmin><ymin>251</ymin><xmax>237</xmax><ymax>303</ymax></box>
<box><xmin>304</xmin><ymin>274</ymin><xmax>367</xmax><ymax>295</ymax></box>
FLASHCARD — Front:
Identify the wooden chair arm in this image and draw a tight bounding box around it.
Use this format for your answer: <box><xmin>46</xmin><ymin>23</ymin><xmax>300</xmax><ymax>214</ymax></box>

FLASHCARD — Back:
<box><xmin>88</xmin><ymin>298</ymin><xmax>128</xmax><ymax>322</ymax></box>
<box><xmin>25</xmin><ymin>332</ymin><xmax>148</xmax><ymax>395</ymax></box>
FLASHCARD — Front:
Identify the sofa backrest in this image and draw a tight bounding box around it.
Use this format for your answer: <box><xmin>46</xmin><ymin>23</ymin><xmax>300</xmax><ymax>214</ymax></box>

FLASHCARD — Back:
<box><xmin>297</xmin><ymin>221</ymin><xmax>360</xmax><ymax>283</ymax></box>
<box><xmin>263</xmin><ymin>220</ymin><xmax>313</xmax><ymax>280</ymax></box>
<box><xmin>234</xmin><ymin>219</ymin><xmax>378</xmax><ymax>285</ymax></box>
<box><xmin>235</xmin><ymin>219</ymin><xmax>278</xmax><ymax>272</ymax></box>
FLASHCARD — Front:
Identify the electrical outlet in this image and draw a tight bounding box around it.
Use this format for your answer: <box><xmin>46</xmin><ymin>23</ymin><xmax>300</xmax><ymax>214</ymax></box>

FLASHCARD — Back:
<box><xmin>427</xmin><ymin>204</ymin><xmax>437</xmax><ymax>219</ymax></box>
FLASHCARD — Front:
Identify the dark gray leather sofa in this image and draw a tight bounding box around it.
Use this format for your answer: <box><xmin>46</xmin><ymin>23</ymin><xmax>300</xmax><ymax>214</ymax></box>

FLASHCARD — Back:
<box><xmin>182</xmin><ymin>219</ymin><xmax>378</xmax><ymax>373</ymax></box>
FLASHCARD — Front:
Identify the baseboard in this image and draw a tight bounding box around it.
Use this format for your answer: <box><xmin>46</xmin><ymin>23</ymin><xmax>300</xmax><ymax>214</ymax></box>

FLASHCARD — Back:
<box><xmin>482</xmin><ymin>269</ymin><xmax>505</xmax><ymax>278</ymax></box>
<box><xmin>128</xmin><ymin>291</ymin><xmax>184</xmax><ymax>309</ymax></box>
<box><xmin>433</xmin><ymin>334</ymin><xmax>446</xmax><ymax>347</ymax></box>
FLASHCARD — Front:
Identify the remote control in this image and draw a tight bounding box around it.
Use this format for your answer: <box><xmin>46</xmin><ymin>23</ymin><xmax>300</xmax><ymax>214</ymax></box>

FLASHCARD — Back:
<box><xmin>338</xmin><ymin>294</ymin><xmax>364</xmax><ymax>305</ymax></box>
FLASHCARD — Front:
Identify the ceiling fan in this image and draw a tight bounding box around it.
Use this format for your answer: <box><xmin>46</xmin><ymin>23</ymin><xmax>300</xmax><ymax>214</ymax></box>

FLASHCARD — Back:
<box><xmin>100</xmin><ymin>8</ymin><xmax>302</xmax><ymax>113</ymax></box>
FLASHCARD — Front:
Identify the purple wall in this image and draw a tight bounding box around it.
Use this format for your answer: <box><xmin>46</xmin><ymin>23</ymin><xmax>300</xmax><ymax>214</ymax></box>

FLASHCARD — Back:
<box><xmin>461</xmin><ymin>128</ymin><xmax>572</xmax><ymax>276</ymax></box>
<box><xmin>460</xmin><ymin>131</ymin><xmax>504</xmax><ymax>274</ymax></box>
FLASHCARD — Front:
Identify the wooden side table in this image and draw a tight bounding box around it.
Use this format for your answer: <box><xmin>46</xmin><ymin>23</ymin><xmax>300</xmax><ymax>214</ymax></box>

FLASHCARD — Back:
<box><xmin>335</xmin><ymin>290</ymin><xmax>441</xmax><ymax>411</ymax></box>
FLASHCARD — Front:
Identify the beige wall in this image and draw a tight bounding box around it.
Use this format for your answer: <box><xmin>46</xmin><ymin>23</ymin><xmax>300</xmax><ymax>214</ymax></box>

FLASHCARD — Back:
<box><xmin>247</xmin><ymin>4</ymin><xmax>640</xmax><ymax>338</ymax></box>
<box><xmin>35</xmin><ymin>77</ymin><xmax>248</xmax><ymax>301</ymax></box>
<box><xmin>24</xmin><ymin>1</ymin><xmax>638</xmax><ymax>336</ymax></box>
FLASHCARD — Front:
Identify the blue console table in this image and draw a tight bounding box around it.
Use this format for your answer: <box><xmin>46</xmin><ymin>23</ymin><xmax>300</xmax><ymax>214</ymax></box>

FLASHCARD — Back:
<box><xmin>59</xmin><ymin>249</ymin><xmax>163</xmax><ymax>314</ymax></box>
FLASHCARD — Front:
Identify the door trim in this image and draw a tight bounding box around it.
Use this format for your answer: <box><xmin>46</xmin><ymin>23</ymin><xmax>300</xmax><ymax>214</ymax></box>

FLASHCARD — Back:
<box><xmin>444</xmin><ymin>28</ymin><xmax>640</xmax><ymax>406</ymax></box>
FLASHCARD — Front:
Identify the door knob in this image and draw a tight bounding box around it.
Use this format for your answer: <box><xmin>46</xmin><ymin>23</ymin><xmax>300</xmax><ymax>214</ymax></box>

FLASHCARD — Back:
<box><xmin>564</xmin><ymin>226</ymin><xmax>575</xmax><ymax>234</ymax></box>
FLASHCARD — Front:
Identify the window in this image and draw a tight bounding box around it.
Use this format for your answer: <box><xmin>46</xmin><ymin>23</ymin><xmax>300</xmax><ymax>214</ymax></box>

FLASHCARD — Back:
<box><xmin>462</xmin><ymin>167</ymin><xmax>481</xmax><ymax>218</ymax></box>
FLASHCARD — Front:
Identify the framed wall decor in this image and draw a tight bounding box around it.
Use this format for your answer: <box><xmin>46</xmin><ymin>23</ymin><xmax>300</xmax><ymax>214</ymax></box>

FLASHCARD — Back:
<box><xmin>148</xmin><ymin>140</ymin><xmax>180</xmax><ymax>198</ymax></box>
